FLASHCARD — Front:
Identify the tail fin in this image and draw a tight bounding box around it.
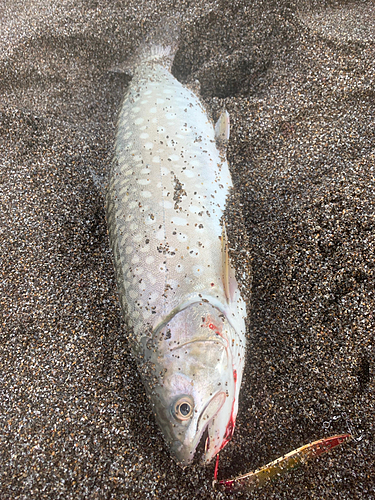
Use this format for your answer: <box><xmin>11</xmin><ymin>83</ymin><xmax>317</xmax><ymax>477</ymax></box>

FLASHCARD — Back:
<box><xmin>135</xmin><ymin>44</ymin><xmax>176</xmax><ymax>71</ymax></box>
<box><xmin>113</xmin><ymin>16</ymin><xmax>180</xmax><ymax>74</ymax></box>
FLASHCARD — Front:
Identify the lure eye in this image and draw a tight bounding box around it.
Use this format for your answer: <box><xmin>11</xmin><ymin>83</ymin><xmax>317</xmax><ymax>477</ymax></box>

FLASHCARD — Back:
<box><xmin>173</xmin><ymin>396</ymin><xmax>194</xmax><ymax>421</ymax></box>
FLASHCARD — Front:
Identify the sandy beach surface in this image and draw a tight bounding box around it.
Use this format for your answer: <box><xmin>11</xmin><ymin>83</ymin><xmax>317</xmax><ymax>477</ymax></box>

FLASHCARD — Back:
<box><xmin>1</xmin><ymin>0</ymin><xmax>374</xmax><ymax>498</ymax></box>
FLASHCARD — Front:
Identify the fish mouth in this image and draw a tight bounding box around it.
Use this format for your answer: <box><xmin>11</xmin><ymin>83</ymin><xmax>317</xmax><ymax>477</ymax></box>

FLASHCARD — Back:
<box><xmin>171</xmin><ymin>391</ymin><xmax>226</xmax><ymax>465</ymax></box>
<box><xmin>191</xmin><ymin>426</ymin><xmax>210</xmax><ymax>464</ymax></box>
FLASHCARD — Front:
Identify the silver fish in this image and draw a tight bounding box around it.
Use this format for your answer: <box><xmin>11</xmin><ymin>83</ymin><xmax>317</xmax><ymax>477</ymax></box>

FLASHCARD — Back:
<box><xmin>106</xmin><ymin>44</ymin><xmax>247</xmax><ymax>465</ymax></box>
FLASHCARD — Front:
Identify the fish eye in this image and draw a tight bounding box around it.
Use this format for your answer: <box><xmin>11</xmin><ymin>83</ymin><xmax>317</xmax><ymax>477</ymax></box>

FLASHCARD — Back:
<box><xmin>172</xmin><ymin>396</ymin><xmax>194</xmax><ymax>421</ymax></box>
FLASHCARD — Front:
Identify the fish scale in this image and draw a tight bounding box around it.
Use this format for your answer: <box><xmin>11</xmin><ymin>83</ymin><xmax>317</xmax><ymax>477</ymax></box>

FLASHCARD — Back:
<box><xmin>106</xmin><ymin>46</ymin><xmax>247</xmax><ymax>464</ymax></box>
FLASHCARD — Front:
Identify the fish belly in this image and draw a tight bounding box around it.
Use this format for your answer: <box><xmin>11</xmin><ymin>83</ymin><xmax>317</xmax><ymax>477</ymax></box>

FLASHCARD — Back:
<box><xmin>106</xmin><ymin>64</ymin><xmax>233</xmax><ymax>347</ymax></box>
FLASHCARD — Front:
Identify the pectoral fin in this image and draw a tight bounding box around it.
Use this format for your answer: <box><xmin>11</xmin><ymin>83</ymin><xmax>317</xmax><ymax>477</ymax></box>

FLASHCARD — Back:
<box><xmin>221</xmin><ymin>221</ymin><xmax>237</xmax><ymax>304</ymax></box>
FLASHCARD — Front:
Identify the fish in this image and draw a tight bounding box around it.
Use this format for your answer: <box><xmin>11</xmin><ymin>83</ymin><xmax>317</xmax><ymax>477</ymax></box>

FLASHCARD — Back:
<box><xmin>105</xmin><ymin>41</ymin><xmax>247</xmax><ymax>465</ymax></box>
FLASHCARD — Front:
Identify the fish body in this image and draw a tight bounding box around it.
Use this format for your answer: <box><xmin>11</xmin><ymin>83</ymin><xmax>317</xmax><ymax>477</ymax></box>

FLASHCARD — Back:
<box><xmin>106</xmin><ymin>46</ymin><xmax>247</xmax><ymax>464</ymax></box>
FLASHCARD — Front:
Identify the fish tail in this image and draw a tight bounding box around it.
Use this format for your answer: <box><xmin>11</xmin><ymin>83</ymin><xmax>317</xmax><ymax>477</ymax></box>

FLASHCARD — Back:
<box><xmin>113</xmin><ymin>16</ymin><xmax>180</xmax><ymax>74</ymax></box>
<box><xmin>135</xmin><ymin>43</ymin><xmax>176</xmax><ymax>71</ymax></box>
<box><xmin>137</xmin><ymin>15</ymin><xmax>181</xmax><ymax>69</ymax></box>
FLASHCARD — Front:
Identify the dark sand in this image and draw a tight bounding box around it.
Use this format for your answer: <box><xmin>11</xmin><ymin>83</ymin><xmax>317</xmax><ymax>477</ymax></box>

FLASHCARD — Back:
<box><xmin>1</xmin><ymin>1</ymin><xmax>374</xmax><ymax>498</ymax></box>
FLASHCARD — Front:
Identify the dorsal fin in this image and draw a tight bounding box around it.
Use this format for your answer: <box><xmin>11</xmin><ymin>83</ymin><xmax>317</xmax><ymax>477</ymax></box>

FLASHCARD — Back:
<box><xmin>221</xmin><ymin>221</ymin><xmax>237</xmax><ymax>304</ymax></box>
<box><xmin>215</xmin><ymin>110</ymin><xmax>230</xmax><ymax>145</ymax></box>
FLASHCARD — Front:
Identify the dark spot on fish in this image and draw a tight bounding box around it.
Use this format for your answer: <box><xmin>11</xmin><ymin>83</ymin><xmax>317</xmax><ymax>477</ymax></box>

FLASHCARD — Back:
<box><xmin>173</xmin><ymin>175</ymin><xmax>187</xmax><ymax>210</ymax></box>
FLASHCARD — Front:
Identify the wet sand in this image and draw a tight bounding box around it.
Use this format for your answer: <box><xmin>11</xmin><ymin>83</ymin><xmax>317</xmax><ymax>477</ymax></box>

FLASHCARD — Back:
<box><xmin>0</xmin><ymin>1</ymin><xmax>374</xmax><ymax>498</ymax></box>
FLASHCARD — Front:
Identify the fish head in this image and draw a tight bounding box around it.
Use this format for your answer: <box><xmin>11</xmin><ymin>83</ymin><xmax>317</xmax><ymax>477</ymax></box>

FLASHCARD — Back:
<box><xmin>141</xmin><ymin>302</ymin><xmax>241</xmax><ymax>466</ymax></box>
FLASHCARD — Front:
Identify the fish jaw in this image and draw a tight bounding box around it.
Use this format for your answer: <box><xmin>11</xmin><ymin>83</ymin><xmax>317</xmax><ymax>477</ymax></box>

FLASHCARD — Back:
<box><xmin>170</xmin><ymin>391</ymin><xmax>227</xmax><ymax>464</ymax></box>
<box><xmin>203</xmin><ymin>372</ymin><xmax>239</xmax><ymax>463</ymax></box>
<box><xmin>169</xmin><ymin>376</ymin><xmax>238</xmax><ymax>465</ymax></box>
